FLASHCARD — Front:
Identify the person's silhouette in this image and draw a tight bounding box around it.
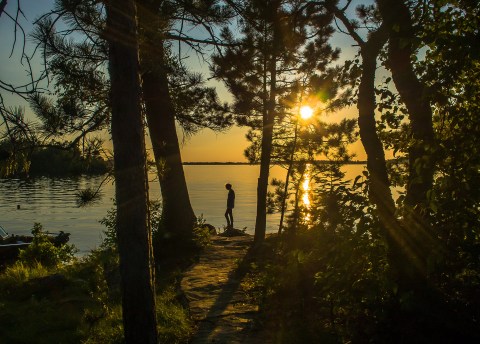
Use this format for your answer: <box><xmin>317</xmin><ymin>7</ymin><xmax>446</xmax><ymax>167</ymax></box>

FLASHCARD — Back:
<box><xmin>225</xmin><ymin>183</ymin><xmax>235</xmax><ymax>228</ymax></box>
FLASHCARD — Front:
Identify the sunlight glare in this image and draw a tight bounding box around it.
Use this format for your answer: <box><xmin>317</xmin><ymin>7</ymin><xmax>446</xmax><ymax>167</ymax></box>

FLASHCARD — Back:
<box><xmin>302</xmin><ymin>168</ymin><xmax>312</xmax><ymax>224</ymax></box>
<box><xmin>302</xmin><ymin>172</ymin><xmax>310</xmax><ymax>206</ymax></box>
<box><xmin>300</xmin><ymin>105</ymin><xmax>313</xmax><ymax>120</ymax></box>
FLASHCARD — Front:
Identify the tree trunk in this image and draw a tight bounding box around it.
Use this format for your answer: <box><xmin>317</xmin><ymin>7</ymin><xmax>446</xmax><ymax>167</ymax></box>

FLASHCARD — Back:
<box><xmin>105</xmin><ymin>1</ymin><xmax>157</xmax><ymax>343</ymax></box>
<box><xmin>329</xmin><ymin>4</ymin><xmax>421</xmax><ymax>287</ymax></box>
<box><xmin>136</xmin><ymin>0</ymin><xmax>196</xmax><ymax>238</ymax></box>
<box><xmin>254</xmin><ymin>34</ymin><xmax>277</xmax><ymax>244</ymax></box>
<box><xmin>377</xmin><ymin>0</ymin><xmax>439</xmax><ymax>287</ymax></box>
<box><xmin>356</xmin><ymin>24</ymin><xmax>434</xmax><ymax>296</ymax></box>
<box><xmin>254</xmin><ymin>109</ymin><xmax>274</xmax><ymax>243</ymax></box>
<box><xmin>327</xmin><ymin>5</ymin><xmax>395</xmax><ymax>224</ymax></box>
<box><xmin>377</xmin><ymin>0</ymin><xmax>435</xmax><ymax>209</ymax></box>
<box><xmin>278</xmin><ymin>122</ymin><xmax>298</xmax><ymax>234</ymax></box>
<box><xmin>141</xmin><ymin>44</ymin><xmax>196</xmax><ymax>239</ymax></box>
<box><xmin>358</xmin><ymin>47</ymin><xmax>396</xmax><ymax>219</ymax></box>
<box><xmin>358</xmin><ymin>39</ymin><xmax>418</xmax><ymax>284</ymax></box>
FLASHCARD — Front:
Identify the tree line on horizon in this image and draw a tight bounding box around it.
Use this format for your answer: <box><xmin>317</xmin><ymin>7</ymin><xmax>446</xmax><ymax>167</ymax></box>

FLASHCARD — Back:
<box><xmin>1</xmin><ymin>0</ymin><xmax>479</xmax><ymax>342</ymax></box>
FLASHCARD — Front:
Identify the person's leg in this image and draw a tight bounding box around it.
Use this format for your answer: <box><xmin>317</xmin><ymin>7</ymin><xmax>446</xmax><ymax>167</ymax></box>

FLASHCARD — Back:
<box><xmin>225</xmin><ymin>208</ymin><xmax>231</xmax><ymax>228</ymax></box>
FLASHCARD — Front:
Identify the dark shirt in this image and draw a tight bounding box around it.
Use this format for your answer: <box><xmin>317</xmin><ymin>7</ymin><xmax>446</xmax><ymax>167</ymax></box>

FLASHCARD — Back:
<box><xmin>227</xmin><ymin>189</ymin><xmax>235</xmax><ymax>209</ymax></box>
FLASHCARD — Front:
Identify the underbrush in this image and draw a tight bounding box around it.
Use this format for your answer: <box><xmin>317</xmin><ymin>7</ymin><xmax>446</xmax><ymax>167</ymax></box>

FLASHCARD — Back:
<box><xmin>245</xmin><ymin>220</ymin><xmax>480</xmax><ymax>343</ymax></box>
<box><xmin>0</xmin><ymin>203</ymin><xmax>216</xmax><ymax>343</ymax></box>
<box><xmin>0</xmin><ymin>237</ymin><xmax>193</xmax><ymax>343</ymax></box>
<box><xmin>243</xmin><ymin>230</ymin><xmax>391</xmax><ymax>343</ymax></box>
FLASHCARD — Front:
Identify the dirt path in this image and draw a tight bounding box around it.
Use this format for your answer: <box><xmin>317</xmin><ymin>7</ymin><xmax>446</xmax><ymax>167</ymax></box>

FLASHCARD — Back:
<box><xmin>180</xmin><ymin>234</ymin><xmax>267</xmax><ymax>344</ymax></box>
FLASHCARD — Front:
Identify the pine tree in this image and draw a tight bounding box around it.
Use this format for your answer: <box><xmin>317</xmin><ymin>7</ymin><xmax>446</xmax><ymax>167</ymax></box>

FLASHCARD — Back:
<box><xmin>213</xmin><ymin>0</ymin><xmax>338</xmax><ymax>242</ymax></box>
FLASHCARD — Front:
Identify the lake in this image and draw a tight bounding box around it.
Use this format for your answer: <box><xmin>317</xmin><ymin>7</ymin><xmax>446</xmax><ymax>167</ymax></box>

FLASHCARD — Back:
<box><xmin>0</xmin><ymin>164</ymin><xmax>366</xmax><ymax>255</ymax></box>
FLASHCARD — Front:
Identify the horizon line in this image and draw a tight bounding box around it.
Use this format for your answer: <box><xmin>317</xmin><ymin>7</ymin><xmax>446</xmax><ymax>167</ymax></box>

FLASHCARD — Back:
<box><xmin>182</xmin><ymin>160</ymin><xmax>370</xmax><ymax>165</ymax></box>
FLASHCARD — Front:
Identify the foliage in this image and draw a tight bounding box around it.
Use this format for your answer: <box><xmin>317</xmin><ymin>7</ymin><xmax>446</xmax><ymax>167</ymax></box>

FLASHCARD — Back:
<box><xmin>30</xmin><ymin>145</ymin><xmax>108</xmax><ymax>176</ymax></box>
<box><xmin>212</xmin><ymin>0</ymin><xmax>340</xmax><ymax>155</ymax></box>
<box><xmin>0</xmin><ymin>261</ymin><xmax>49</xmax><ymax>290</ymax></box>
<box><xmin>75</xmin><ymin>187</ymin><xmax>103</xmax><ymax>207</ymax></box>
<box><xmin>415</xmin><ymin>0</ymin><xmax>480</xmax><ymax>324</ymax></box>
<box><xmin>0</xmin><ymin>254</ymin><xmax>101</xmax><ymax>344</ymax></box>
<box><xmin>99</xmin><ymin>200</ymin><xmax>203</xmax><ymax>268</ymax></box>
<box><xmin>0</xmin><ymin>139</ymin><xmax>109</xmax><ymax>177</ymax></box>
<box><xmin>76</xmin><ymin>242</ymin><xmax>192</xmax><ymax>343</ymax></box>
<box><xmin>155</xmin><ymin>287</ymin><xmax>193</xmax><ymax>343</ymax></box>
<box><xmin>246</xmin><ymin>183</ymin><xmax>394</xmax><ymax>343</ymax></box>
<box><xmin>18</xmin><ymin>223</ymin><xmax>77</xmax><ymax>268</ymax></box>
<box><xmin>98</xmin><ymin>203</ymin><xmax>118</xmax><ymax>251</ymax></box>
<box><xmin>0</xmin><ymin>243</ymin><xmax>192</xmax><ymax>344</ymax></box>
<box><xmin>192</xmin><ymin>215</ymin><xmax>215</xmax><ymax>248</ymax></box>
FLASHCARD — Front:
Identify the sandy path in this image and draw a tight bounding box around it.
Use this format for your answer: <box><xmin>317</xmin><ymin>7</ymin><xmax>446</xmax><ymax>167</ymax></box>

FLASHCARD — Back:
<box><xmin>180</xmin><ymin>235</ymin><xmax>267</xmax><ymax>344</ymax></box>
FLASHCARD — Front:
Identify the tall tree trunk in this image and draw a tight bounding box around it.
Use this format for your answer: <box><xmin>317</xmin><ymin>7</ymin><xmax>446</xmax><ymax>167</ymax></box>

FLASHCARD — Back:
<box><xmin>141</xmin><ymin>44</ymin><xmax>196</xmax><ymax>239</ymax></box>
<box><xmin>358</xmin><ymin>41</ymin><xmax>396</xmax><ymax>223</ymax></box>
<box><xmin>355</xmin><ymin>30</ymin><xmax>418</xmax><ymax>287</ymax></box>
<box><xmin>137</xmin><ymin>2</ymin><xmax>196</xmax><ymax>239</ymax></box>
<box><xmin>330</xmin><ymin>7</ymin><xmax>403</xmax><ymax>271</ymax></box>
<box><xmin>377</xmin><ymin>0</ymin><xmax>438</xmax><ymax>286</ymax></box>
<box><xmin>356</xmin><ymin>21</ymin><xmax>432</xmax><ymax>298</ymax></box>
<box><xmin>254</xmin><ymin>104</ymin><xmax>275</xmax><ymax>243</ymax></box>
<box><xmin>278</xmin><ymin>122</ymin><xmax>298</xmax><ymax>234</ymax></box>
<box><xmin>105</xmin><ymin>1</ymin><xmax>157</xmax><ymax>343</ymax></box>
<box><xmin>333</xmin><ymin>4</ymin><xmax>428</xmax><ymax>293</ymax></box>
<box><xmin>377</xmin><ymin>0</ymin><xmax>435</xmax><ymax>209</ymax></box>
<box><xmin>328</xmin><ymin>6</ymin><xmax>395</xmax><ymax>220</ymax></box>
<box><xmin>254</xmin><ymin>33</ymin><xmax>277</xmax><ymax>244</ymax></box>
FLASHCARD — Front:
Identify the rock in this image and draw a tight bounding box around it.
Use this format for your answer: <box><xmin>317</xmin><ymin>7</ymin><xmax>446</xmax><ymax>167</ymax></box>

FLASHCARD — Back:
<box><xmin>219</xmin><ymin>227</ymin><xmax>247</xmax><ymax>237</ymax></box>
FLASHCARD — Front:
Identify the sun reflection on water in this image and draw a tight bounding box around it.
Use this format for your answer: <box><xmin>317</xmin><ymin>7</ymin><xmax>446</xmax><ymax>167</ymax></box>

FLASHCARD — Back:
<box><xmin>302</xmin><ymin>166</ymin><xmax>312</xmax><ymax>223</ymax></box>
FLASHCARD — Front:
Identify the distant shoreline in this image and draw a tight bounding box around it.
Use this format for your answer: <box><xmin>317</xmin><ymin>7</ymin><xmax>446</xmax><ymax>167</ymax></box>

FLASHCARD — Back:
<box><xmin>183</xmin><ymin>161</ymin><xmax>368</xmax><ymax>165</ymax></box>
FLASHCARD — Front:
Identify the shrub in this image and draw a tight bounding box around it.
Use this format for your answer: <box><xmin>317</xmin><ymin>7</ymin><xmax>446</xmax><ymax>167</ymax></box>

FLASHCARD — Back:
<box><xmin>18</xmin><ymin>223</ymin><xmax>77</xmax><ymax>268</ymax></box>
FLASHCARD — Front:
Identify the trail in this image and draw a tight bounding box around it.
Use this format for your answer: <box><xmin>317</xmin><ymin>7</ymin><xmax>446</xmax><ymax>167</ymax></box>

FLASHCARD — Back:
<box><xmin>180</xmin><ymin>234</ymin><xmax>267</xmax><ymax>344</ymax></box>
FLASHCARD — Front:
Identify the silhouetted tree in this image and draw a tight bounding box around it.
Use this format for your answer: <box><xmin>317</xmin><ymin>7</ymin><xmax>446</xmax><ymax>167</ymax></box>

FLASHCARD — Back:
<box><xmin>137</xmin><ymin>0</ymin><xmax>232</xmax><ymax>240</ymax></box>
<box><xmin>29</xmin><ymin>0</ymin><xmax>232</xmax><ymax>242</ymax></box>
<box><xmin>105</xmin><ymin>0</ymin><xmax>157</xmax><ymax>342</ymax></box>
<box><xmin>213</xmin><ymin>0</ymin><xmax>338</xmax><ymax>243</ymax></box>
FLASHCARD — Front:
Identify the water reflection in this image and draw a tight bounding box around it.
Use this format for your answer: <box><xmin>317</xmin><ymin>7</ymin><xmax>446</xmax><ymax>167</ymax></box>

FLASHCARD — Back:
<box><xmin>301</xmin><ymin>165</ymin><xmax>312</xmax><ymax>224</ymax></box>
<box><xmin>0</xmin><ymin>165</ymin><xmax>371</xmax><ymax>254</ymax></box>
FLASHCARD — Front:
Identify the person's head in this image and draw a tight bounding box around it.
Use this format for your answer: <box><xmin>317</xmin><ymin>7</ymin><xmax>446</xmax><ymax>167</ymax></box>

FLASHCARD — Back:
<box><xmin>225</xmin><ymin>183</ymin><xmax>232</xmax><ymax>190</ymax></box>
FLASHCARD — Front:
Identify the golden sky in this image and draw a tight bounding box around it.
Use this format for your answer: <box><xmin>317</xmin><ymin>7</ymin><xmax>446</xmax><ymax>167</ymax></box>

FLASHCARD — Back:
<box><xmin>1</xmin><ymin>0</ymin><xmax>376</xmax><ymax>163</ymax></box>
<box><xmin>178</xmin><ymin>105</ymin><xmax>369</xmax><ymax>163</ymax></box>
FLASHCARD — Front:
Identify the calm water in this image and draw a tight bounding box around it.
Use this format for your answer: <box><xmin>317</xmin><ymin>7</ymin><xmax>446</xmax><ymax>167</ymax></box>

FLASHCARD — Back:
<box><xmin>0</xmin><ymin>164</ymin><xmax>366</xmax><ymax>255</ymax></box>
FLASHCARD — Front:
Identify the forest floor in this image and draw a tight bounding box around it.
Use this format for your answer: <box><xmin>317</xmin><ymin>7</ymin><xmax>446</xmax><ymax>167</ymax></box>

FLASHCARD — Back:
<box><xmin>180</xmin><ymin>234</ymin><xmax>269</xmax><ymax>344</ymax></box>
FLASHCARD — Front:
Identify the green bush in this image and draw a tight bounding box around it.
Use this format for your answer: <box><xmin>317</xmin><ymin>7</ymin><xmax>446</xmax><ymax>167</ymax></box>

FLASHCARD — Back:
<box><xmin>18</xmin><ymin>223</ymin><xmax>77</xmax><ymax>268</ymax></box>
<box><xmin>192</xmin><ymin>215</ymin><xmax>215</xmax><ymax>248</ymax></box>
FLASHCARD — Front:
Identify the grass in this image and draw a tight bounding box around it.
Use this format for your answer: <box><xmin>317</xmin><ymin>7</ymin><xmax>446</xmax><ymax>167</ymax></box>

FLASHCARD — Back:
<box><xmin>0</xmin><ymin>261</ymin><xmax>49</xmax><ymax>287</ymax></box>
<box><xmin>0</xmin><ymin>248</ymin><xmax>193</xmax><ymax>343</ymax></box>
<box><xmin>0</xmin><ymin>262</ymin><xmax>94</xmax><ymax>344</ymax></box>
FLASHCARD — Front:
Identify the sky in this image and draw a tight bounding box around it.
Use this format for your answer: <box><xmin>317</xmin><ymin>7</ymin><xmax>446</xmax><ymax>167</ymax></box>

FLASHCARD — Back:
<box><xmin>0</xmin><ymin>0</ymin><xmax>372</xmax><ymax>162</ymax></box>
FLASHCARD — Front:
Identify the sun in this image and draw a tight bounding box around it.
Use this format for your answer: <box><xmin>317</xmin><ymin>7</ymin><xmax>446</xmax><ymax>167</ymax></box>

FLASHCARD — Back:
<box><xmin>300</xmin><ymin>105</ymin><xmax>313</xmax><ymax>120</ymax></box>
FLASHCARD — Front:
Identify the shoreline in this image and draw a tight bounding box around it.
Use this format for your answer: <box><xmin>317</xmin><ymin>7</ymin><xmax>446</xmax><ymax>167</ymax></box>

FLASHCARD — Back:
<box><xmin>183</xmin><ymin>160</ymin><xmax>369</xmax><ymax>165</ymax></box>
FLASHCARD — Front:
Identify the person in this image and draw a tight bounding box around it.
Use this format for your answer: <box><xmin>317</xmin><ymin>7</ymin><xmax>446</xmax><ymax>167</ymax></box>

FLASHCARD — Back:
<box><xmin>225</xmin><ymin>183</ymin><xmax>235</xmax><ymax>229</ymax></box>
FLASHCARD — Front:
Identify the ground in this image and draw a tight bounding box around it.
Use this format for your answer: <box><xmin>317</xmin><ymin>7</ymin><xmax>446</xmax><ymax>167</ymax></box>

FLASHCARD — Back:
<box><xmin>180</xmin><ymin>234</ymin><xmax>268</xmax><ymax>344</ymax></box>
